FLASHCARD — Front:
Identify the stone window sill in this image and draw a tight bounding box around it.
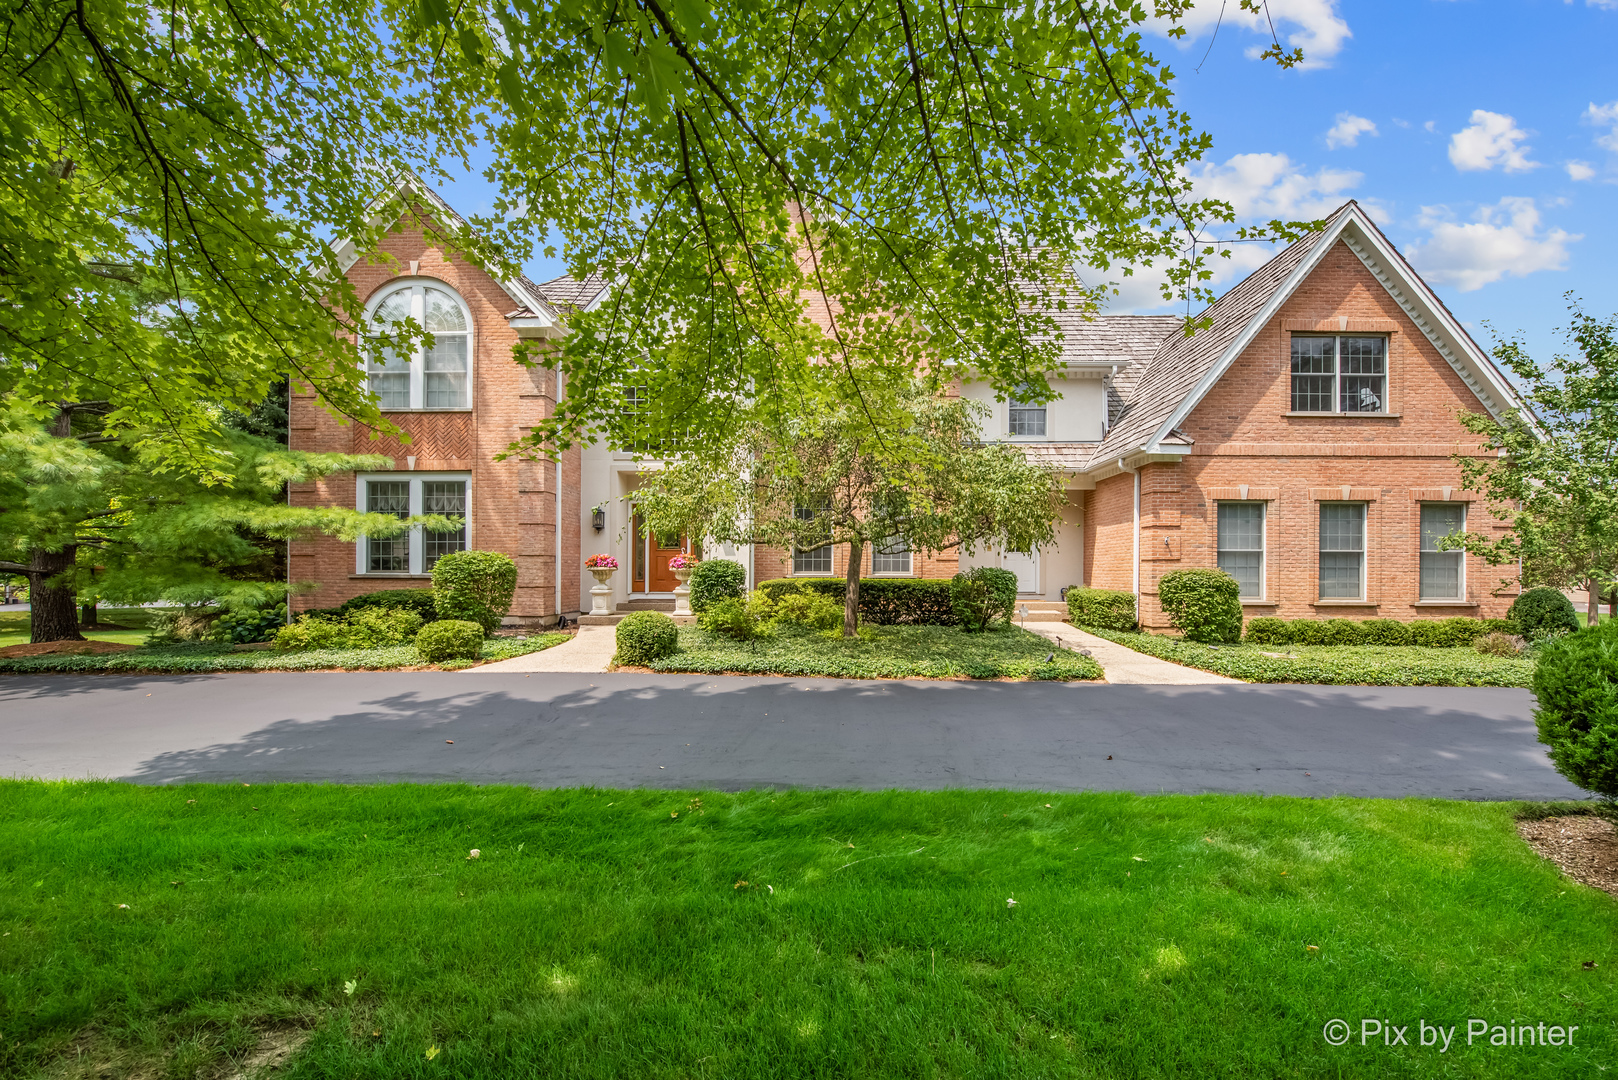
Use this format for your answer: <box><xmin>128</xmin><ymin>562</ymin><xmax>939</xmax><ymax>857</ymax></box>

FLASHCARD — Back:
<box><xmin>1312</xmin><ymin>599</ymin><xmax>1378</xmax><ymax>606</ymax></box>
<box><xmin>348</xmin><ymin>574</ymin><xmax>433</xmax><ymax>580</ymax></box>
<box><xmin>1239</xmin><ymin>600</ymin><xmax>1279</xmax><ymax>607</ymax></box>
<box><xmin>1410</xmin><ymin>599</ymin><xmax>1479</xmax><ymax>607</ymax></box>
<box><xmin>378</xmin><ymin>408</ymin><xmax>474</xmax><ymax>414</ymax></box>
<box><xmin>1283</xmin><ymin>411</ymin><xmax>1401</xmax><ymax>419</ymax></box>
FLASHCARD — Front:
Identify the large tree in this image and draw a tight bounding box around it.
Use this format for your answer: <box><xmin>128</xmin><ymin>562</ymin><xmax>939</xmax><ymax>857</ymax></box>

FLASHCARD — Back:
<box><xmin>633</xmin><ymin>381</ymin><xmax>1063</xmax><ymax>636</ymax></box>
<box><xmin>1451</xmin><ymin>302</ymin><xmax>1618</xmax><ymax>624</ymax></box>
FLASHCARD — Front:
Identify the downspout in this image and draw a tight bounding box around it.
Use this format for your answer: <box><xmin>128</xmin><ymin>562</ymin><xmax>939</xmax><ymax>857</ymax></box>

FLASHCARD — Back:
<box><xmin>1118</xmin><ymin>457</ymin><xmax>1140</xmax><ymax>610</ymax></box>
<box><xmin>554</xmin><ymin>369</ymin><xmax>563</xmax><ymax>626</ymax></box>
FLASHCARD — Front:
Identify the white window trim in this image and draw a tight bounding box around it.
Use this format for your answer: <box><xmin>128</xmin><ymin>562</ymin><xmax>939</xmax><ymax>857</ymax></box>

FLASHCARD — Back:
<box><xmin>363</xmin><ymin>278</ymin><xmax>475</xmax><ymax>411</ymax></box>
<box><xmin>1290</xmin><ymin>334</ymin><xmax>1388</xmax><ymax>415</ymax></box>
<box><xmin>870</xmin><ymin>537</ymin><xmax>914</xmax><ymax>577</ymax></box>
<box><xmin>1317</xmin><ymin>501</ymin><xmax>1368</xmax><ymax>601</ymax></box>
<box><xmin>1006</xmin><ymin>384</ymin><xmax>1050</xmax><ymax>439</ymax></box>
<box><xmin>1419</xmin><ymin>502</ymin><xmax>1467</xmax><ymax>601</ymax></box>
<box><xmin>355</xmin><ymin>472</ymin><xmax>472</xmax><ymax>576</ymax></box>
<box><xmin>1215</xmin><ymin>501</ymin><xmax>1267</xmax><ymax>601</ymax></box>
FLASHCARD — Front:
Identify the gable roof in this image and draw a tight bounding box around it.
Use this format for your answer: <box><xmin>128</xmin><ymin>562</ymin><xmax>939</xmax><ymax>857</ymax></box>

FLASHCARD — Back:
<box><xmin>531</xmin><ymin>271</ymin><xmax>611</xmax><ymax>312</ymax></box>
<box><xmin>331</xmin><ymin>171</ymin><xmax>562</xmax><ymax>335</ymax></box>
<box><xmin>1086</xmin><ymin>201</ymin><xmax>1531</xmax><ymax>470</ymax></box>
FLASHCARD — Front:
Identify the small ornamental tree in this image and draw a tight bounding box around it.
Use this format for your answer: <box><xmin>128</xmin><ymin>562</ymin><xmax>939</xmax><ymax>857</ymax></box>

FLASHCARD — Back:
<box><xmin>1450</xmin><ymin>303</ymin><xmax>1618</xmax><ymax>624</ymax></box>
<box><xmin>1531</xmin><ymin>619</ymin><xmax>1618</xmax><ymax>799</ymax></box>
<box><xmin>431</xmin><ymin>551</ymin><xmax>518</xmax><ymax>634</ymax></box>
<box><xmin>1157</xmin><ymin>568</ymin><xmax>1243</xmax><ymax>643</ymax></box>
<box><xmin>634</xmin><ymin>381</ymin><xmax>1063</xmax><ymax>637</ymax></box>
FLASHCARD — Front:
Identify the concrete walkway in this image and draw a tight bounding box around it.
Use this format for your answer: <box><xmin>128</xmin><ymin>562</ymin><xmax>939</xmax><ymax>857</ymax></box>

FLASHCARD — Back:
<box><xmin>469</xmin><ymin>626</ymin><xmax>617</xmax><ymax>673</ymax></box>
<box><xmin>1023</xmin><ymin>623</ymin><xmax>1241</xmax><ymax>685</ymax></box>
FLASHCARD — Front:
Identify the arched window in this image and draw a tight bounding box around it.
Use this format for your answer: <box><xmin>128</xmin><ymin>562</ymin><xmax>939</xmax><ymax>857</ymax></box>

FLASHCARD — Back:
<box><xmin>364</xmin><ymin>282</ymin><xmax>472</xmax><ymax>409</ymax></box>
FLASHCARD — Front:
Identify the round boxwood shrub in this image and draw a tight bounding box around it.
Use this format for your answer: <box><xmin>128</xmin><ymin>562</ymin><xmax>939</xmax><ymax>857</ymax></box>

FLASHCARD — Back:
<box><xmin>950</xmin><ymin>567</ymin><xmax>1019</xmax><ymax>632</ymax></box>
<box><xmin>1510</xmin><ymin>586</ymin><xmax>1580</xmax><ymax>638</ymax></box>
<box><xmin>1066</xmin><ymin>587</ymin><xmax>1137</xmax><ymax>632</ymax></box>
<box><xmin>689</xmin><ymin>559</ymin><xmax>746</xmax><ymax>614</ymax></box>
<box><xmin>1156</xmin><ymin>568</ymin><xmax>1242</xmax><ymax>643</ymax></box>
<box><xmin>616</xmin><ymin>610</ymin><xmax>680</xmax><ymax>665</ymax></box>
<box><xmin>415</xmin><ymin>620</ymin><xmax>485</xmax><ymax>664</ymax></box>
<box><xmin>1360</xmin><ymin>618</ymin><xmax>1412</xmax><ymax>646</ymax></box>
<box><xmin>1531</xmin><ymin>618</ymin><xmax>1618</xmax><ymax>798</ymax></box>
<box><xmin>1242</xmin><ymin>616</ymin><xmax>1291</xmax><ymax>646</ymax></box>
<box><xmin>431</xmin><ymin>551</ymin><xmax>518</xmax><ymax>634</ymax></box>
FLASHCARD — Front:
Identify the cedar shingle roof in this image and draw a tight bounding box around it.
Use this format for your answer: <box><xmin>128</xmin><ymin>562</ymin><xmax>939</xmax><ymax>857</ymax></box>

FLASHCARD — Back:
<box><xmin>533</xmin><ymin>272</ymin><xmax>609</xmax><ymax>311</ymax></box>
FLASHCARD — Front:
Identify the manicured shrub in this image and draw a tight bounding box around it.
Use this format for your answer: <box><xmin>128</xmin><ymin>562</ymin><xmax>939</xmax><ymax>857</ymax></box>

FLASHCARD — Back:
<box><xmin>688</xmin><ymin>559</ymin><xmax>747</xmax><ymax>614</ymax></box>
<box><xmin>615</xmin><ymin>610</ymin><xmax>680</xmax><ymax>665</ymax></box>
<box><xmin>431</xmin><ymin>551</ymin><xmax>517</xmax><ymax>633</ymax></box>
<box><xmin>1066</xmin><ymin>587</ymin><xmax>1138</xmax><ymax>632</ymax></box>
<box><xmin>1531</xmin><ymin>618</ymin><xmax>1618</xmax><ymax>798</ymax></box>
<box><xmin>950</xmin><ymin>567</ymin><xmax>1018</xmax><ymax>632</ymax></box>
<box><xmin>768</xmin><ymin>587</ymin><xmax>843</xmax><ymax>631</ymax></box>
<box><xmin>1156</xmin><ymin>568</ymin><xmax>1242</xmax><ymax>644</ymax></box>
<box><xmin>1360</xmin><ymin>618</ymin><xmax>1412</xmax><ymax>646</ymax></box>
<box><xmin>211</xmin><ymin>603</ymin><xmax>288</xmax><ymax>644</ymax></box>
<box><xmin>698</xmin><ymin>592</ymin><xmax>775</xmax><ymax>645</ymax></box>
<box><xmin>1242</xmin><ymin>616</ymin><xmax>1291</xmax><ymax>646</ymax></box>
<box><xmin>1510</xmin><ymin>586</ymin><xmax>1581</xmax><ymax>638</ymax></box>
<box><xmin>414</xmin><ymin>620</ymin><xmax>484</xmax><ymax>663</ymax></box>
<box><xmin>755</xmin><ymin>577</ymin><xmax>958</xmax><ymax>626</ymax></box>
<box><xmin>273</xmin><ymin>607</ymin><xmax>424</xmax><ymax>652</ymax></box>
<box><xmin>338</xmin><ymin>588</ymin><xmax>440</xmax><ymax>624</ymax></box>
<box><xmin>1408</xmin><ymin>617</ymin><xmax>1490</xmax><ymax>648</ymax></box>
<box><xmin>1473</xmin><ymin>631</ymin><xmax>1525</xmax><ymax>657</ymax></box>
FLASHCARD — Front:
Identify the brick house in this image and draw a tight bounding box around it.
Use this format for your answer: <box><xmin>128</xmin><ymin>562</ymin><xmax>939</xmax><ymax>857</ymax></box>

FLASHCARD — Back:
<box><xmin>292</xmin><ymin>184</ymin><xmax>1524</xmax><ymax>629</ymax></box>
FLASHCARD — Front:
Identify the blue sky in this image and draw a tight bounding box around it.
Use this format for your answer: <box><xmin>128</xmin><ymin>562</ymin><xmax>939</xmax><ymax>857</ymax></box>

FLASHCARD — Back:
<box><xmin>431</xmin><ymin>1</ymin><xmax>1615</xmax><ymax>364</ymax></box>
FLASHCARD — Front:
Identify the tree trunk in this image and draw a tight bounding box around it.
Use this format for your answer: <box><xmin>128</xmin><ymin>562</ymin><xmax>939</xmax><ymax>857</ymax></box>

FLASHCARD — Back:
<box><xmin>843</xmin><ymin>539</ymin><xmax>862</xmax><ymax>638</ymax></box>
<box><xmin>1590</xmin><ymin>577</ymin><xmax>1600</xmax><ymax>628</ymax></box>
<box><xmin>29</xmin><ymin>546</ymin><xmax>84</xmax><ymax>644</ymax></box>
<box><xmin>79</xmin><ymin>599</ymin><xmax>98</xmax><ymax>629</ymax></box>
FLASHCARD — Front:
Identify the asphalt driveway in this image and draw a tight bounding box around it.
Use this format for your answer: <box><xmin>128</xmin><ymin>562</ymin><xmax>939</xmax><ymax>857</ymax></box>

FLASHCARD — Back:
<box><xmin>0</xmin><ymin>672</ymin><xmax>1581</xmax><ymax>800</ymax></box>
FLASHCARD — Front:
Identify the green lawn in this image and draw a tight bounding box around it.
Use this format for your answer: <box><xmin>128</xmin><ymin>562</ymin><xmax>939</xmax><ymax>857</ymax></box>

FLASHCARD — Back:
<box><xmin>0</xmin><ymin>633</ymin><xmax>570</xmax><ymax>674</ymax></box>
<box><xmin>1086</xmin><ymin>628</ymin><xmax>1536</xmax><ymax>686</ymax></box>
<box><xmin>644</xmin><ymin>624</ymin><xmax>1104</xmax><ymax>680</ymax></box>
<box><xmin>0</xmin><ymin>784</ymin><xmax>1611</xmax><ymax>1078</ymax></box>
<box><xmin>0</xmin><ymin>606</ymin><xmax>160</xmax><ymax>649</ymax></box>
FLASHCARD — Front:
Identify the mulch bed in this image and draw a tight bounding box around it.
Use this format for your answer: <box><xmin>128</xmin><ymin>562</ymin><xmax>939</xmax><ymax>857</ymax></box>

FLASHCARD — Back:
<box><xmin>1518</xmin><ymin>814</ymin><xmax>1618</xmax><ymax>899</ymax></box>
<box><xmin>0</xmin><ymin>640</ymin><xmax>137</xmax><ymax>659</ymax></box>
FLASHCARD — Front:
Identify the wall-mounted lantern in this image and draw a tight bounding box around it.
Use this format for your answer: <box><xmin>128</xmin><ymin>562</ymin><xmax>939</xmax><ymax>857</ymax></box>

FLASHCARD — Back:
<box><xmin>591</xmin><ymin>505</ymin><xmax>606</xmax><ymax>532</ymax></box>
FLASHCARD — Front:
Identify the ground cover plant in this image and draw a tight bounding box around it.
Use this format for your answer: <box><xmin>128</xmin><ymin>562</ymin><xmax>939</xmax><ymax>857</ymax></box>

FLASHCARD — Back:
<box><xmin>0</xmin><ymin>783</ymin><xmax>1612</xmax><ymax>1079</ymax></box>
<box><xmin>0</xmin><ymin>634</ymin><xmax>569</xmax><ymax>675</ymax></box>
<box><xmin>643</xmin><ymin>624</ymin><xmax>1102</xmax><ymax>680</ymax></box>
<box><xmin>1088</xmin><ymin>629</ymin><xmax>1535</xmax><ymax>686</ymax></box>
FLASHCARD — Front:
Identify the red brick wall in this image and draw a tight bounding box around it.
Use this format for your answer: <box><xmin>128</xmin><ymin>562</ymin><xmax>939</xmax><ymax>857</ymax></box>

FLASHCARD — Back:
<box><xmin>289</xmin><ymin>212</ymin><xmax>578</xmax><ymax>624</ymax></box>
<box><xmin>1082</xmin><ymin>472</ymin><xmax>1136</xmax><ymax>593</ymax></box>
<box><xmin>753</xmin><ymin>541</ymin><xmax>959</xmax><ymax>585</ymax></box>
<box><xmin>1087</xmin><ymin>240</ymin><xmax>1518</xmax><ymax>630</ymax></box>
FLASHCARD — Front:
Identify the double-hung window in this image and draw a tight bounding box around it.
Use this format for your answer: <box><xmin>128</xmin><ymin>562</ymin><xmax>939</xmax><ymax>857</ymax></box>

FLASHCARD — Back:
<box><xmin>1216</xmin><ymin>502</ymin><xmax>1265</xmax><ymax>599</ymax></box>
<box><xmin>1008</xmin><ymin>387</ymin><xmax>1048</xmax><ymax>437</ymax></box>
<box><xmin>1318</xmin><ymin>503</ymin><xmax>1366</xmax><ymax>599</ymax></box>
<box><xmin>365</xmin><ymin>282</ymin><xmax>472</xmax><ymax>410</ymax></box>
<box><xmin>1420</xmin><ymin>503</ymin><xmax>1465</xmax><ymax>600</ymax></box>
<box><xmin>1290</xmin><ymin>336</ymin><xmax>1386</xmax><ymax>413</ymax></box>
<box><xmin>358</xmin><ymin>475</ymin><xmax>470</xmax><ymax>575</ymax></box>
<box><xmin>872</xmin><ymin>536</ymin><xmax>912</xmax><ymax>575</ymax></box>
<box><xmin>792</xmin><ymin>503</ymin><xmax>833</xmax><ymax>574</ymax></box>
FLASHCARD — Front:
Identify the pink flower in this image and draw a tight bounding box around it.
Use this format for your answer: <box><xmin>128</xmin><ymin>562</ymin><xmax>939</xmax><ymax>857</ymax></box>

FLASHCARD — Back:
<box><xmin>584</xmin><ymin>554</ymin><xmax>618</xmax><ymax>569</ymax></box>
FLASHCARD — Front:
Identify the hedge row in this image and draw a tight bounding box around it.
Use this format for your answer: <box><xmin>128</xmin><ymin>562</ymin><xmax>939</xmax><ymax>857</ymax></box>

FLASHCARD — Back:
<box><xmin>1066</xmin><ymin>588</ymin><xmax>1137</xmax><ymax>632</ymax></box>
<box><xmin>1244</xmin><ymin>615</ymin><xmax>1517</xmax><ymax>648</ymax></box>
<box><xmin>756</xmin><ymin>578</ymin><xmax>958</xmax><ymax>626</ymax></box>
<box><xmin>0</xmin><ymin>634</ymin><xmax>569</xmax><ymax>674</ymax></box>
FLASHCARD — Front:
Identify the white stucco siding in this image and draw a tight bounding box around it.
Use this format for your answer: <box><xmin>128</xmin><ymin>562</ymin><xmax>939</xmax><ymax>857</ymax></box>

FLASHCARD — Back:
<box><xmin>959</xmin><ymin>373</ymin><xmax>1106</xmax><ymax>443</ymax></box>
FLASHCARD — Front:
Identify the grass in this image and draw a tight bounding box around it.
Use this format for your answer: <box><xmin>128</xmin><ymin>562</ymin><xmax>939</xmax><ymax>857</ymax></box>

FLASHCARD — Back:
<box><xmin>644</xmin><ymin>623</ymin><xmax>1104</xmax><ymax>680</ymax></box>
<box><xmin>0</xmin><ymin>783</ymin><xmax>1612</xmax><ymax>1078</ymax></box>
<box><xmin>0</xmin><ymin>633</ymin><xmax>571</xmax><ymax>675</ymax></box>
<box><xmin>1086</xmin><ymin>628</ymin><xmax>1536</xmax><ymax>686</ymax></box>
<box><xmin>0</xmin><ymin>606</ymin><xmax>160</xmax><ymax>649</ymax></box>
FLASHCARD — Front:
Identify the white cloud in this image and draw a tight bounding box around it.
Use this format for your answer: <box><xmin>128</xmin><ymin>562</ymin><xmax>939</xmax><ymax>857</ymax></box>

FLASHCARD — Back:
<box><xmin>1566</xmin><ymin>160</ymin><xmax>1597</xmax><ymax>181</ymax></box>
<box><xmin>1448</xmin><ymin>110</ymin><xmax>1540</xmax><ymax>172</ymax></box>
<box><xmin>1585</xmin><ymin>101</ymin><xmax>1618</xmax><ymax>151</ymax></box>
<box><xmin>1325</xmin><ymin>113</ymin><xmax>1378</xmax><ymax>149</ymax></box>
<box><xmin>1190</xmin><ymin>152</ymin><xmax>1363</xmax><ymax>220</ymax></box>
<box><xmin>1423</xmin><ymin>121</ymin><xmax>1437</xmax><ymax>133</ymax></box>
<box><xmin>1159</xmin><ymin>0</ymin><xmax>1351</xmax><ymax>68</ymax></box>
<box><xmin>1407</xmin><ymin>198</ymin><xmax>1578</xmax><ymax>292</ymax></box>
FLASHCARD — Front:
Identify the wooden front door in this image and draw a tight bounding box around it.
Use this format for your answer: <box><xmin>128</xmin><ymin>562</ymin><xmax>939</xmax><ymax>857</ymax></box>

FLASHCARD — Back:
<box><xmin>649</xmin><ymin>530</ymin><xmax>687</xmax><ymax>592</ymax></box>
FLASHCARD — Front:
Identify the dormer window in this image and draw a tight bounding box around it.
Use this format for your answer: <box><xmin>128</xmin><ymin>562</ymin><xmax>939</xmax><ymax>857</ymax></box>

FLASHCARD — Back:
<box><xmin>365</xmin><ymin>282</ymin><xmax>472</xmax><ymax>410</ymax></box>
<box><xmin>1290</xmin><ymin>336</ymin><xmax>1385</xmax><ymax>414</ymax></box>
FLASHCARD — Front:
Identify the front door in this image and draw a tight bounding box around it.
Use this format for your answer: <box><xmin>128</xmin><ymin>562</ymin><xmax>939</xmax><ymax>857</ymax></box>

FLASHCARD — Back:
<box><xmin>1002</xmin><ymin>549</ymin><xmax>1040</xmax><ymax>594</ymax></box>
<box><xmin>649</xmin><ymin>530</ymin><xmax>687</xmax><ymax>592</ymax></box>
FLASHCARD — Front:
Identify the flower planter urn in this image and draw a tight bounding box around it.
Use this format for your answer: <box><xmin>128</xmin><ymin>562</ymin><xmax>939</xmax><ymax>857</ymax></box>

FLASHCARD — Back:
<box><xmin>672</xmin><ymin>566</ymin><xmax>693</xmax><ymax>616</ymax></box>
<box><xmin>588</xmin><ymin>566</ymin><xmax>615</xmax><ymax>616</ymax></box>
